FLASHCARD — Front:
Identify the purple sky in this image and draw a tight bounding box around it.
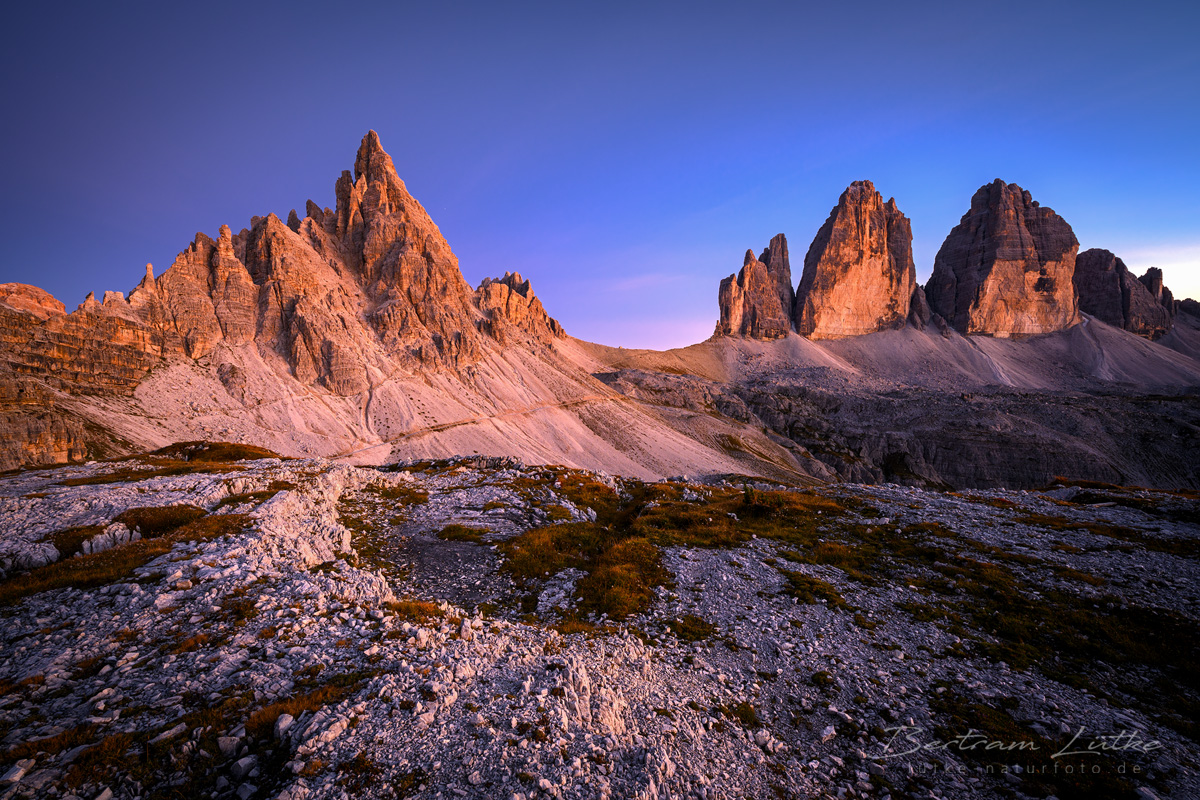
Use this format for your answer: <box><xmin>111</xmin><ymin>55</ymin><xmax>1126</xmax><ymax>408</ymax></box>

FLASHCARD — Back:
<box><xmin>2</xmin><ymin>1</ymin><xmax>1198</xmax><ymax>349</ymax></box>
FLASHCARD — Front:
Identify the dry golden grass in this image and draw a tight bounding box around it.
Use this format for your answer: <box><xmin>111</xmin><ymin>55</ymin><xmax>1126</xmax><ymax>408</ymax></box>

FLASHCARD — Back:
<box><xmin>48</xmin><ymin>525</ymin><xmax>104</xmax><ymax>558</ymax></box>
<box><xmin>385</xmin><ymin>599</ymin><xmax>444</xmax><ymax>623</ymax></box>
<box><xmin>243</xmin><ymin>675</ymin><xmax>364</xmax><ymax>739</ymax></box>
<box><xmin>3</xmin><ymin>722</ymin><xmax>96</xmax><ymax>761</ymax></box>
<box><xmin>114</xmin><ymin>504</ymin><xmax>207</xmax><ymax>537</ymax></box>
<box><xmin>150</xmin><ymin>441</ymin><xmax>282</xmax><ymax>462</ymax></box>
<box><xmin>437</xmin><ymin>524</ymin><xmax>488</xmax><ymax>543</ymax></box>
<box><xmin>59</xmin><ymin>459</ymin><xmax>244</xmax><ymax>486</ymax></box>
<box><xmin>0</xmin><ymin>514</ymin><xmax>251</xmax><ymax>606</ymax></box>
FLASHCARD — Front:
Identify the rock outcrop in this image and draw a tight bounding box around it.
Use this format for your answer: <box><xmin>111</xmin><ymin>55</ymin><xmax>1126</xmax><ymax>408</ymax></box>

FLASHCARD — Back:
<box><xmin>925</xmin><ymin>180</ymin><xmax>1080</xmax><ymax>336</ymax></box>
<box><xmin>794</xmin><ymin>181</ymin><xmax>915</xmax><ymax>338</ymax></box>
<box><xmin>475</xmin><ymin>272</ymin><xmax>565</xmax><ymax>345</ymax></box>
<box><xmin>0</xmin><ymin>284</ymin><xmax>65</xmax><ymax>321</ymax></box>
<box><xmin>717</xmin><ymin>235</ymin><xmax>794</xmax><ymax>339</ymax></box>
<box><xmin>1073</xmin><ymin>249</ymin><xmax>1173</xmax><ymax>339</ymax></box>
<box><xmin>1138</xmin><ymin>267</ymin><xmax>1176</xmax><ymax>317</ymax></box>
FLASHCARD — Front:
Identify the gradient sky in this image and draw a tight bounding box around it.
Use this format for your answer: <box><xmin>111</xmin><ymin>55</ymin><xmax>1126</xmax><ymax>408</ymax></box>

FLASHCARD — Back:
<box><xmin>2</xmin><ymin>1</ymin><xmax>1198</xmax><ymax>349</ymax></box>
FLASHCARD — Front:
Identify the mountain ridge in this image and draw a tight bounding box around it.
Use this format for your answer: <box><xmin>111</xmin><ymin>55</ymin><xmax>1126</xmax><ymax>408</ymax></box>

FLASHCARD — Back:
<box><xmin>2</xmin><ymin>132</ymin><xmax>1198</xmax><ymax>489</ymax></box>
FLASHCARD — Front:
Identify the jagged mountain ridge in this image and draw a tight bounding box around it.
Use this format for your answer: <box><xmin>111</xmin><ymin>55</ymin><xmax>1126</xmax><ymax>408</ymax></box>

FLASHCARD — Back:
<box><xmin>718</xmin><ymin>177</ymin><xmax>1186</xmax><ymax>343</ymax></box>
<box><xmin>2</xmin><ymin>133</ymin><xmax>1199</xmax><ymax>489</ymax></box>
<box><xmin>0</xmin><ymin>133</ymin><xmax>811</xmax><ymax>482</ymax></box>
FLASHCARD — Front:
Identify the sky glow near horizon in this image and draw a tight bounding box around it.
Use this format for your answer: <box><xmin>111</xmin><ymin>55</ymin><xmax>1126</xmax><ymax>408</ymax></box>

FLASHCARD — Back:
<box><xmin>1</xmin><ymin>1</ymin><xmax>1197</xmax><ymax>350</ymax></box>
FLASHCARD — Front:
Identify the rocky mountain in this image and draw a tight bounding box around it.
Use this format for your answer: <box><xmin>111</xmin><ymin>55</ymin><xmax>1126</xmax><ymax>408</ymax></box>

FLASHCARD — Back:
<box><xmin>2</xmin><ymin>135</ymin><xmax>1200</xmax><ymax>492</ymax></box>
<box><xmin>716</xmin><ymin>234</ymin><xmax>794</xmax><ymax>338</ymax></box>
<box><xmin>794</xmin><ymin>181</ymin><xmax>916</xmax><ymax>339</ymax></box>
<box><xmin>0</xmin><ymin>133</ymin><xmax>810</xmax><ymax>483</ymax></box>
<box><xmin>1074</xmin><ymin>248</ymin><xmax>1175</xmax><ymax>339</ymax></box>
<box><xmin>925</xmin><ymin>179</ymin><xmax>1080</xmax><ymax>336</ymax></box>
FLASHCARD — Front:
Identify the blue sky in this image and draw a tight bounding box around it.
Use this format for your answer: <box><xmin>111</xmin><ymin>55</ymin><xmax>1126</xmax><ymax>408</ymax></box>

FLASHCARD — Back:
<box><xmin>2</xmin><ymin>1</ymin><xmax>1197</xmax><ymax>349</ymax></box>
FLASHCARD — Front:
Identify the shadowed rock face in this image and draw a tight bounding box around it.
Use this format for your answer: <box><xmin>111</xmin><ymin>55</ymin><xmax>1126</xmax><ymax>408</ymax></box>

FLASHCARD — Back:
<box><xmin>717</xmin><ymin>235</ymin><xmax>794</xmax><ymax>339</ymax></box>
<box><xmin>1138</xmin><ymin>267</ymin><xmax>1176</xmax><ymax>317</ymax></box>
<box><xmin>1074</xmin><ymin>249</ymin><xmax>1173</xmax><ymax>339</ymax></box>
<box><xmin>926</xmin><ymin>180</ymin><xmax>1080</xmax><ymax>336</ymax></box>
<box><xmin>794</xmin><ymin>181</ymin><xmax>915</xmax><ymax>338</ymax></box>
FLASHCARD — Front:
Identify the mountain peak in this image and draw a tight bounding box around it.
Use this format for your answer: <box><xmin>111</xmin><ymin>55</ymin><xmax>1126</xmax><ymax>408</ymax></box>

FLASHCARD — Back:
<box><xmin>354</xmin><ymin>129</ymin><xmax>398</xmax><ymax>186</ymax></box>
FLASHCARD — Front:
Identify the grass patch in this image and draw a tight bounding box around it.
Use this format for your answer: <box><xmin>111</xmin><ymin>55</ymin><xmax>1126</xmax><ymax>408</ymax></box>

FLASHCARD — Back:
<box><xmin>48</xmin><ymin>525</ymin><xmax>104</xmax><ymax>558</ymax></box>
<box><xmin>716</xmin><ymin>701</ymin><xmax>761</xmax><ymax>728</ymax></box>
<box><xmin>385</xmin><ymin>599</ymin><xmax>444</xmax><ymax>623</ymax></box>
<box><xmin>114</xmin><ymin>505</ymin><xmax>207</xmax><ymax>537</ymax></box>
<box><xmin>214</xmin><ymin>489</ymin><xmax>283</xmax><ymax>510</ymax></box>
<box><xmin>499</xmin><ymin>521</ymin><xmax>671</xmax><ymax>621</ymax></box>
<box><xmin>150</xmin><ymin>441</ymin><xmax>282</xmax><ymax>462</ymax></box>
<box><xmin>0</xmin><ymin>515</ymin><xmax>251</xmax><ymax>607</ymax></box>
<box><xmin>437</xmin><ymin>524</ymin><xmax>488</xmax><ymax>543</ymax></box>
<box><xmin>779</xmin><ymin>569</ymin><xmax>846</xmax><ymax>607</ymax></box>
<box><xmin>367</xmin><ymin>483</ymin><xmax>429</xmax><ymax>506</ymax></box>
<box><xmin>4</xmin><ymin>722</ymin><xmax>96</xmax><ymax>761</ymax></box>
<box><xmin>170</xmin><ymin>633</ymin><xmax>210</xmax><ymax>654</ymax></box>
<box><xmin>244</xmin><ymin>673</ymin><xmax>368</xmax><ymax>740</ymax></box>
<box><xmin>667</xmin><ymin>614</ymin><xmax>716</xmax><ymax>642</ymax></box>
<box><xmin>544</xmin><ymin>504</ymin><xmax>573</xmax><ymax>521</ymax></box>
<box><xmin>1015</xmin><ymin>513</ymin><xmax>1197</xmax><ymax>557</ymax></box>
<box><xmin>59</xmin><ymin>458</ymin><xmax>244</xmax><ymax>486</ymax></box>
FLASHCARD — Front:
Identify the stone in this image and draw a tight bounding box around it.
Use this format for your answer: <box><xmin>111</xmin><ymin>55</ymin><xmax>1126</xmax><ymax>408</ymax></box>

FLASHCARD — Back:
<box><xmin>1073</xmin><ymin>249</ymin><xmax>1173</xmax><ymax>339</ymax></box>
<box><xmin>274</xmin><ymin>713</ymin><xmax>294</xmax><ymax>739</ymax></box>
<box><xmin>795</xmin><ymin>181</ymin><xmax>916</xmax><ymax>338</ymax></box>
<box><xmin>717</xmin><ymin>235</ymin><xmax>794</xmax><ymax>338</ymax></box>
<box><xmin>0</xmin><ymin>759</ymin><xmax>33</xmax><ymax>784</ymax></box>
<box><xmin>230</xmin><ymin>754</ymin><xmax>258</xmax><ymax>780</ymax></box>
<box><xmin>925</xmin><ymin>179</ymin><xmax>1080</xmax><ymax>336</ymax></box>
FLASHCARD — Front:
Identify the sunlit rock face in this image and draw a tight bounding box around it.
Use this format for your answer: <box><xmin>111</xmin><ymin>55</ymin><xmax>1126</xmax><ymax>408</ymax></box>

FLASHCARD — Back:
<box><xmin>794</xmin><ymin>181</ymin><xmax>916</xmax><ymax>339</ymax></box>
<box><xmin>475</xmin><ymin>271</ymin><xmax>564</xmax><ymax>346</ymax></box>
<box><xmin>1074</xmin><ymin>249</ymin><xmax>1174</xmax><ymax>339</ymax></box>
<box><xmin>717</xmin><ymin>234</ymin><xmax>794</xmax><ymax>339</ymax></box>
<box><xmin>926</xmin><ymin>180</ymin><xmax>1080</xmax><ymax>337</ymax></box>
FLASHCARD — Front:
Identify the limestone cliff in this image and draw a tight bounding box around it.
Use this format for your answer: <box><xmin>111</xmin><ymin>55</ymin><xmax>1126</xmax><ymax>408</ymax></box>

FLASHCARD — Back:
<box><xmin>717</xmin><ymin>234</ymin><xmax>793</xmax><ymax>339</ymax></box>
<box><xmin>926</xmin><ymin>180</ymin><xmax>1080</xmax><ymax>336</ymax></box>
<box><xmin>794</xmin><ymin>181</ymin><xmax>915</xmax><ymax>338</ymax></box>
<box><xmin>475</xmin><ymin>272</ymin><xmax>565</xmax><ymax>345</ymax></box>
<box><xmin>1073</xmin><ymin>249</ymin><xmax>1173</xmax><ymax>339</ymax></box>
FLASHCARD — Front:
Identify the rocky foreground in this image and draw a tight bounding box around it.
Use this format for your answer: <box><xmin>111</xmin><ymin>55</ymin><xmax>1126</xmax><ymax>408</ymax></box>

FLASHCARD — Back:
<box><xmin>0</xmin><ymin>446</ymin><xmax>1197</xmax><ymax>800</ymax></box>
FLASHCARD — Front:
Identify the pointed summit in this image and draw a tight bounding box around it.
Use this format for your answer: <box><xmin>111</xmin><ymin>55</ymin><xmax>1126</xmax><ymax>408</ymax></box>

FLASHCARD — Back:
<box><xmin>354</xmin><ymin>129</ymin><xmax>398</xmax><ymax>185</ymax></box>
<box><xmin>718</xmin><ymin>240</ymin><xmax>794</xmax><ymax>339</ymax></box>
<box><xmin>794</xmin><ymin>181</ymin><xmax>915</xmax><ymax>338</ymax></box>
